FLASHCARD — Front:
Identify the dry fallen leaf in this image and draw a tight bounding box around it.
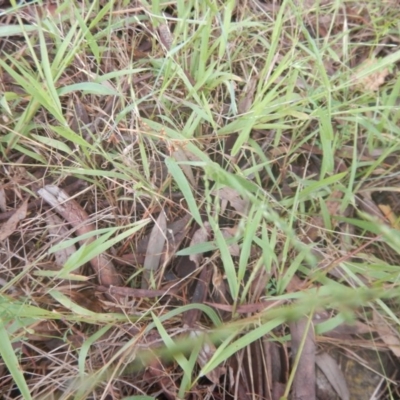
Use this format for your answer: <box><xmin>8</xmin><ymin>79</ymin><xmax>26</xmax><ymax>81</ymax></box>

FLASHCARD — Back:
<box><xmin>95</xmin><ymin>285</ymin><xmax>175</xmax><ymax>299</ymax></box>
<box><xmin>25</xmin><ymin>320</ymin><xmax>59</xmax><ymax>342</ymax></box>
<box><xmin>290</xmin><ymin>317</ymin><xmax>316</xmax><ymax>400</ymax></box>
<box><xmin>238</xmin><ymin>76</ymin><xmax>257</xmax><ymax>114</ymax></box>
<box><xmin>171</xmin><ymin>147</ymin><xmax>196</xmax><ymax>186</ymax></box>
<box><xmin>0</xmin><ymin>198</ymin><xmax>28</xmax><ymax>241</ymax></box>
<box><xmin>143</xmin><ymin>356</ymin><xmax>177</xmax><ymax>400</ymax></box>
<box><xmin>183</xmin><ymin>264</ymin><xmax>213</xmax><ymax>327</ymax></box>
<box><xmin>221</xmin><ymin>226</ymin><xmax>240</xmax><ymax>257</ymax></box>
<box><xmin>304</xmin><ymin>189</ymin><xmax>344</xmax><ymax>243</ymax></box>
<box><xmin>216</xmin><ymin>187</ymin><xmax>249</xmax><ymax>215</ymax></box>
<box><xmin>352</xmin><ymin>58</ymin><xmax>389</xmax><ymax>92</ymax></box>
<box><xmin>357</xmin><ymin>192</ymin><xmax>389</xmax><ymax>223</ymax></box>
<box><xmin>377</xmin><ymin>203</ymin><xmax>400</xmax><ymax>229</ymax></box>
<box><xmin>120</xmin><ymin>214</ymin><xmax>191</xmax><ymax>267</ymax></box>
<box><xmin>68</xmin><ymin>95</ymin><xmax>91</xmax><ymax>138</ymax></box>
<box><xmin>38</xmin><ymin>185</ymin><xmax>122</xmax><ymax>287</ymax></box>
<box><xmin>142</xmin><ymin>211</ymin><xmax>167</xmax><ymax>289</ymax></box>
<box><xmin>189</xmin><ymin>222</ymin><xmax>211</xmax><ymax>267</ymax></box>
<box><xmin>158</xmin><ymin>22</ymin><xmax>173</xmax><ymax>51</ymax></box>
<box><xmin>45</xmin><ymin>211</ymin><xmax>79</xmax><ymax>272</ymax></box>
<box><xmin>190</xmin><ymin>329</ymin><xmax>226</xmax><ymax>384</ymax></box>
<box><xmin>316</xmin><ymin>352</ymin><xmax>350</xmax><ymax>400</ymax></box>
<box><xmin>0</xmin><ymin>187</ymin><xmax>6</xmax><ymax>212</ymax></box>
<box><xmin>373</xmin><ymin>310</ymin><xmax>400</xmax><ymax>358</ymax></box>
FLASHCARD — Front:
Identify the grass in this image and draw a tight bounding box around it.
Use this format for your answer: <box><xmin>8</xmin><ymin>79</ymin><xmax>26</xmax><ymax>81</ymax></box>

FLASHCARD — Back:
<box><xmin>1</xmin><ymin>0</ymin><xmax>400</xmax><ymax>398</ymax></box>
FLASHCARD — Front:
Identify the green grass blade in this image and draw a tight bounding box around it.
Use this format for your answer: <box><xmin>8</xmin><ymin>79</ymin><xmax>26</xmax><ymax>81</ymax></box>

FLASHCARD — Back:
<box><xmin>0</xmin><ymin>321</ymin><xmax>32</xmax><ymax>400</ymax></box>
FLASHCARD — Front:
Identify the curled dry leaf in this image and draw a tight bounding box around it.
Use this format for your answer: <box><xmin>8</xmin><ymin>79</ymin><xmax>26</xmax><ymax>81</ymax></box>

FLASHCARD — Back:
<box><xmin>316</xmin><ymin>352</ymin><xmax>350</xmax><ymax>400</ymax></box>
<box><xmin>189</xmin><ymin>222</ymin><xmax>211</xmax><ymax>267</ymax></box>
<box><xmin>45</xmin><ymin>211</ymin><xmax>79</xmax><ymax>273</ymax></box>
<box><xmin>142</xmin><ymin>211</ymin><xmax>167</xmax><ymax>289</ymax></box>
<box><xmin>0</xmin><ymin>198</ymin><xmax>28</xmax><ymax>241</ymax></box>
<box><xmin>38</xmin><ymin>185</ymin><xmax>122</xmax><ymax>287</ymax></box>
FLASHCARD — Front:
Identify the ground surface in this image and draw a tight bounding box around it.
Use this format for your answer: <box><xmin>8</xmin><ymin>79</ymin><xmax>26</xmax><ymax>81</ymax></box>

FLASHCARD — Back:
<box><xmin>1</xmin><ymin>0</ymin><xmax>400</xmax><ymax>399</ymax></box>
